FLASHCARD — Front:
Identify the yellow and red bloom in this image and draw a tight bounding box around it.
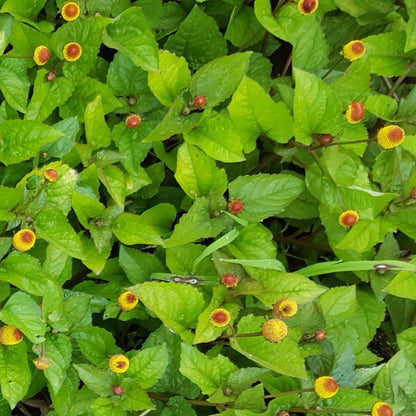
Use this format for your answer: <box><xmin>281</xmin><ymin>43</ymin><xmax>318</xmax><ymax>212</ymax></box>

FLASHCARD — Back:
<box><xmin>61</xmin><ymin>2</ymin><xmax>80</xmax><ymax>21</ymax></box>
<box><xmin>343</xmin><ymin>40</ymin><xmax>366</xmax><ymax>61</ymax></box>
<box><xmin>44</xmin><ymin>169</ymin><xmax>58</xmax><ymax>183</ymax></box>
<box><xmin>221</xmin><ymin>274</ymin><xmax>239</xmax><ymax>288</ymax></box>
<box><xmin>33</xmin><ymin>357</ymin><xmax>51</xmax><ymax>370</ymax></box>
<box><xmin>377</xmin><ymin>125</ymin><xmax>405</xmax><ymax>149</ymax></box>
<box><xmin>209</xmin><ymin>308</ymin><xmax>231</xmax><ymax>327</ymax></box>
<box><xmin>272</xmin><ymin>298</ymin><xmax>298</xmax><ymax>319</ymax></box>
<box><xmin>117</xmin><ymin>292</ymin><xmax>138</xmax><ymax>312</ymax></box>
<box><xmin>33</xmin><ymin>46</ymin><xmax>50</xmax><ymax>66</ymax></box>
<box><xmin>63</xmin><ymin>42</ymin><xmax>82</xmax><ymax>62</ymax></box>
<box><xmin>338</xmin><ymin>210</ymin><xmax>359</xmax><ymax>227</ymax></box>
<box><xmin>372</xmin><ymin>402</ymin><xmax>393</xmax><ymax>416</ymax></box>
<box><xmin>345</xmin><ymin>101</ymin><xmax>365</xmax><ymax>123</ymax></box>
<box><xmin>12</xmin><ymin>229</ymin><xmax>36</xmax><ymax>252</ymax></box>
<box><xmin>297</xmin><ymin>0</ymin><xmax>319</xmax><ymax>15</ymax></box>
<box><xmin>0</xmin><ymin>325</ymin><xmax>24</xmax><ymax>345</ymax></box>
<box><xmin>228</xmin><ymin>200</ymin><xmax>244</xmax><ymax>214</ymax></box>
<box><xmin>314</xmin><ymin>376</ymin><xmax>338</xmax><ymax>398</ymax></box>
<box><xmin>109</xmin><ymin>354</ymin><xmax>129</xmax><ymax>373</ymax></box>
<box><xmin>261</xmin><ymin>318</ymin><xmax>288</xmax><ymax>342</ymax></box>
<box><xmin>125</xmin><ymin>114</ymin><xmax>142</xmax><ymax>129</ymax></box>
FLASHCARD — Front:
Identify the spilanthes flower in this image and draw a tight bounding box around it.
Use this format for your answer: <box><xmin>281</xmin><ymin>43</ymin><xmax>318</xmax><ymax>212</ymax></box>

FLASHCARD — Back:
<box><xmin>377</xmin><ymin>125</ymin><xmax>405</xmax><ymax>149</ymax></box>
<box><xmin>371</xmin><ymin>402</ymin><xmax>393</xmax><ymax>416</ymax></box>
<box><xmin>338</xmin><ymin>210</ymin><xmax>359</xmax><ymax>227</ymax></box>
<box><xmin>261</xmin><ymin>318</ymin><xmax>288</xmax><ymax>342</ymax></box>
<box><xmin>314</xmin><ymin>376</ymin><xmax>338</xmax><ymax>398</ymax></box>
<box><xmin>209</xmin><ymin>308</ymin><xmax>231</xmax><ymax>327</ymax></box>
<box><xmin>33</xmin><ymin>46</ymin><xmax>50</xmax><ymax>66</ymax></box>
<box><xmin>0</xmin><ymin>325</ymin><xmax>24</xmax><ymax>345</ymax></box>
<box><xmin>272</xmin><ymin>298</ymin><xmax>298</xmax><ymax>319</ymax></box>
<box><xmin>228</xmin><ymin>200</ymin><xmax>244</xmax><ymax>214</ymax></box>
<box><xmin>125</xmin><ymin>114</ymin><xmax>141</xmax><ymax>129</ymax></box>
<box><xmin>297</xmin><ymin>0</ymin><xmax>319</xmax><ymax>15</ymax></box>
<box><xmin>63</xmin><ymin>42</ymin><xmax>82</xmax><ymax>62</ymax></box>
<box><xmin>108</xmin><ymin>354</ymin><xmax>129</xmax><ymax>373</ymax></box>
<box><xmin>343</xmin><ymin>40</ymin><xmax>366</xmax><ymax>61</ymax></box>
<box><xmin>117</xmin><ymin>292</ymin><xmax>139</xmax><ymax>312</ymax></box>
<box><xmin>61</xmin><ymin>2</ymin><xmax>80</xmax><ymax>21</ymax></box>
<box><xmin>221</xmin><ymin>274</ymin><xmax>239</xmax><ymax>288</ymax></box>
<box><xmin>12</xmin><ymin>229</ymin><xmax>36</xmax><ymax>252</ymax></box>
<box><xmin>345</xmin><ymin>101</ymin><xmax>365</xmax><ymax>124</ymax></box>
<box><xmin>33</xmin><ymin>357</ymin><xmax>51</xmax><ymax>370</ymax></box>
<box><xmin>44</xmin><ymin>169</ymin><xmax>58</xmax><ymax>183</ymax></box>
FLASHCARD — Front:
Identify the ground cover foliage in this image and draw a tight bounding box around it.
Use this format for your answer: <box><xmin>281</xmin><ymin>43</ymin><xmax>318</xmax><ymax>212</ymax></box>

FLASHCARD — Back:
<box><xmin>0</xmin><ymin>0</ymin><xmax>416</xmax><ymax>415</ymax></box>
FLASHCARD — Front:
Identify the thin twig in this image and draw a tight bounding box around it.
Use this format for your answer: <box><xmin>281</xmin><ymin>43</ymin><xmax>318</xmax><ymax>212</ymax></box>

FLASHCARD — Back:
<box><xmin>388</xmin><ymin>59</ymin><xmax>416</xmax><ymax>97</ymax></box>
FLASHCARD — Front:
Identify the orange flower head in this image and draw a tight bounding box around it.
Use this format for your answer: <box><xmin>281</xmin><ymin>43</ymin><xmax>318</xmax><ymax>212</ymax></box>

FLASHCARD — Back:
<box><xmin>61</xmin><ymin>2</ymin><xmax>80</xmax><ymax>21</ymax></box>
<box><xmin>221</xmin><ymin>274</ymin><xmax>239</xmax><ymax>288</ymax></box>
<box><xmin>209</xmin><ymin>308</ymin><xmax>231</xmax><ymax>327</ymax></box>
<box><xmin>113</xmin><ymin>385</ymin><xmax>124</xmax><ymax>395</ymax></box>
<box><xmin>33</xmin><ymin>357</ymin><xmax>51</xmax><ymax>370</ymax></box>
<box><xmin>44</xmin><ymin>169</ymin><xmax>58</xmax><ymax>183</ymax></box>
<box><xmin>0</xmin><ymin>325</ymin><xmax>24</xmax><ymax>345</ymax></box>
<box><xmin>193</xmin><ymin>95</ymin><xmax>206</xmax><ymax>108</ymax></box>
<box><xmin>13</xmin><ymin>229</ymin><xmax>36</xmax><ymax>252</ymax></box>
<box><xmin>125</xmin><ymin>114</ymin><xmax>142</xmax><ymax>129</ymax></box>
<box><xmin>228</xmin><ymin>199</ymin><xmax>244</xmax><ymax>214</ymax></box>
<box><xmin>319</xmin><ymin>134</ymin><xmax>333</xmax><ymax>145</ymax></box>
<box><xmin>33</xmin><ymin>46</ymin><xmax>50</xmax><ymax>66</ymax></box>
<box><xmin>338</xmin><ymin>210</ymin><xmax>359</xmax><ymax>227</ymax></box>
<box><xmin>298</xmin><ymin>0</ymin><xmax>319</xmax><ymax>15</ymax></box>
<box><xmin>377</xmin><ymin>125</ymin><xmax>405</xmax><ymax>149</ymax></box>
<box><xmin>345</xmin><ymin>101</ymin><xmax>365</xmax><ymax>123</ymax></box>
<box><xmin>343</xmin><ymin>40</ymin><xmax>366</xmax><ymax>61</ymax></box>
<box><xmin>117</xmin><ymin>292</ymin><xmax>138</xmax><ymax>312</ymax></box>
<box><xmin>314</xmin><ymin>376</ymin><xmax>338</xmax><ymax>398</ymax></box>
<box><xmin>261</xmin><ymin>318</ymin><xmax>288</xmax><ymax>342</ymax></box>
<box><xmin>109</xmin><ymin>354</ymin><xmax>129</xmax><ymax>373</ymax></box>
<box><xmin>372</xmin><ymin>402</ymin><xmax>393</xmax><ymax>416</ymax></box>
<box><xmin>315</xmin><ymin>330</ymin><xmax>326</xmax><ymax>341</ymax></box>
<box><xmin>63</xmin><ymin>42</ymin><xmax>82</xmax><ymax>62</ymax></box>
<box><xmin>273</xmin><ymin>298</ymin><xmax>298</xmax><ymax>319</ymax></box>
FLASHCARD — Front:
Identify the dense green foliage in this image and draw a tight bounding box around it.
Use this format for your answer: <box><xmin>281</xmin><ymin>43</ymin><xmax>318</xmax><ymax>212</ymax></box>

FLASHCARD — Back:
<box><xmin>0</xmin><ymin>0</ymin><xmax>416</xmax><ymax>415</ymax></box>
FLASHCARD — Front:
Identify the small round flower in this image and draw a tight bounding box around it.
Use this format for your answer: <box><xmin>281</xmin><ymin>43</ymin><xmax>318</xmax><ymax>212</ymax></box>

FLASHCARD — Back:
<box><xmin>63</xmin><ymin>42</ymin><xmax>82</xmax><ymax>62</ymax></box>
<box><xmin>46</xmin><ymin>71</ymin><xmax>56</xmax><ymax>82</ymax></box>
<box><xmin>338</xmin><ymin>210</ymin><xmax>359</xmax><ymax>227</ymax></box>
<box><xmin>125</xmin><ymin>114</ymin><xmax>141</xmax><ymax>129</ymax></box>
<box><xmin>12</xmin><ymin>229</ymin><xmax>36</xmax><ymax>252</ymax></box>
<box><xmin>272</xmin><ymin>298</ymin><xmax>298</xmax><ymax>319</ymax></box>
<box><xmin>343</xmin><ymin>40</ymin><xmax>365</xmax><ymax>61</ymax></box>
<box><xmin>314</xmin><ymin>376</ymin><xmax>338</xmax><ymax>398</ymax></box>
<box><xmin>377</xmin><ymin>125</ymin><xmax>405</xmax><ymax>149</ymax></box>
<box><xmin>193</xmin><ymin>95</ymin><xmax>206</xmax><ymax>108</ymax></box>
<box><xmin>44</xmin><ymin>169</ymin><xmax>58</xmax><ymax>183</ymax></box>
<box><xmin>319</xmin><ymin>134</ymin><xmax>333</xmax><ymax>145</ymax></box>
<box><xmin>278</xmin><ymin>412</ymin><xmax>290</xmax><ymax>416</ymax></box>
<box><xmin>221</xmin><ymin>274</ymin><xmax>239</xmax><ymax>288</ymax></box>
<box><xmin>228</xmin><ymin>200</ymin><xmax>244</xmax><ymax>214</ymax></box>
<box><xmin>209</xmin><ymin>308</ymin><xmax>231</xmax><ymax>327</ymax></box>
<box><xmin>117</xmin><ymin>292</ymin><xmax>138</xmax><ymax>312</ymax></box>
<box><xmin>297</xmin><ymin>0</ymin><xmax>319</xmax><ymax>15</ymax></box>
<box><xmin>112</xmin><ymin>385</ymin><xmax>124</xmax><ymax>395</ymax></box>
<box><xmin>33</xmin><ymin>46</ymin><xmax>50</xmax><ymax>66</ymax></box>
<box><xmin>33</xmin><ymin>357</ymin><xmax>51</xmax><ymax>370</ymax></box>
<box><xmin>345</xmin><ymin>101</ymin><xmax>365</xmax><ymax>124</ymax></box>
<box><xmin>261</xmin><ymin>318</ymin><xmax>288</xmax><ymax>342</ymax></box>
<box><xmin>372</xmin><ymin>402</ymin><xmax>393</xmax><ymax>416</ymax></box>
<box><xmin>61</xmin><ymin>2</ymin><xmax>80</xmax><ymax>21</ymax></box>
<box><xmin>109</xmin><ymin>354</ymin><xmax>129</xmax><ymax>373</ymax></box>
<box><xmin>315</xmin><ymin>330</ymin><xmax>326</xmax><ymax>341</ymax></box>
<box><xmin>0</xmin><ymin>325</ymin><xmax>24</xmax><ymax>345</ymax></box>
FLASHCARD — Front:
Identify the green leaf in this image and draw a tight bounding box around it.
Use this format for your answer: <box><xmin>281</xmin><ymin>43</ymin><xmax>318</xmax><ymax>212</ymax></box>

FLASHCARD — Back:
<box><xmin>228</xmin><ymin>76</ymin><xmax>293</xmax><ymax>152</ymax></box>
<box><xmin>92</xmin><ymin>397</ymin><xmax>126</xmax><ymax>416</ymax></box>
<box><xmin>254</xmin><ymin>0</ymin><xmax>285</xmax><ymax>40</ymax></box>
<box><xmin>174</xmin><ymin>143</ymin><xmax>228</xmax><ymax>199</ymax></box>
<box><xmin>103</xmin><ymin>7</ymin><xmax>159</xmax><ymax>72</ymax></box>
<box><xmin>405</xmin><ymin>0</ymin><xmax>416</xmax><ymax>52</ymax></box>
<box><xmin>318</xmin><ymin>286</ymin><xmax>356</xmax><ymax>323</ymax></box>
<box><xmin>384</xmin><ymin>268</ymin><xmax>416</xmax><ymax>300</ymax></box>
<box><xmin>0</xmin><ymin>291</ymin><xmax>47</xmax><ymax>343</ymax></box>
<box><xmin>0</xmin><ymin>14</ymin><xmax>13</xmax><ymax>55</ymax></box>
<box><xmin>97</xmin><ymin>165</ymin><xmax>126</xmax><ymax>208</ymax></box>
<box><xmin>148</xmin><ymin>50</ymin><xmax>191</xmax><ymax>106</ymax></box>
<box><xmin>365</xmin><ymin>94</ymin><xmax>398</xmax><ymax>121</ymax></box>
<box><xmin>116</xmin><ymin>378</ymin><xmax>155</xmax><ymax>411</ymax></box>
<box><xmin>84</xmin><ymin>95</ymin><xmax>111</xmax><ymax>150</ymax></box>
<box><xmin>72</xmin><ymin>192</ymin><xmax>106</xmax><ymax>229</ymax></box>
<box><xmin>35</xmin><ymin>204</ymin><xmax>85</xmax><ymax>260</ymax></box>
<box><xmin>1</xmin><ymin>0</ymin><xmax>47</xmax><ymax>20</ymax></box>
<box><xmin>293</xmin><ymin>68</ymin><xmax>343</xmax><ymax>145</ymax></box>
<box><xmin>179</xmin><ymin>344</ymin><xmax>236</xmax><ymax>395</ymax></box>
<box><xmin>230</xmin><ymin>315</ymin><xmax>307</xmax><ymax>379</ymax></box>
<box><xmin>184</xmin><ymin>111</ymin><xmax>245</xmax><ymax>162</ymax></box>
<box><xmin>26</xmin><ymin>70</ymin><xmax>74</xmax><ymax>122</ymax></box>
<box><xmin>228</xmin><ymin>173</ymin><xmax>305</xmax><ymax>222</ymax></box>
<box><xmin>136</xmin><ymin>282</ymin><xmax>205</xmax><ymax>343</ymax></box>
<box><xmin>160</xmin><ymin>396</ymin><xmax>197</xmax><ymax>416</ymax></box>
<box><xmin>397</xmin><ymin>327</ymin><xmax>416</xmax><ymax>365</ymax></box>
<box><xmin>73</xmin><ymin>364</ymin><xmax>118</xmax><ymax>396</ymax></box>
<box><xmin>127</xmin><ymin>345</ymin><xmax>169</xmax><ymax>388</ymax></box>
<box><xmin>0</xmin><ymin>186</ymin><xmax>21</xmax><ymax>221</ymax></box>
<box><xmin>233</xmin><ymin>383</ymin><xmax>264</xmax><ymax>412</ymax></box>
<box><xmin>189</xmin><ymin>52</ymin><xmax>251</xmax><ymax>107</ymax></box>
<box><xmin>0</xmin><ymin>120</ymin><xmax>63</xmax><ymax>165</ymax></box>
<box><xmin>0</xmin><ymin>343</ymin><xmax>31</xmax><ymax>409</ymax></box>
<box><xmin>165</xmin><ymin>5</ymin><xmax>227</xmax><ymax>70</ymax></box>
<box><xmin>72</xmin><ymin>327</ymin><xmax>121</xmax><ymax>369</ymax></box>
<box><xmin>49</xmin><ymin>366</ymin><xmax>80</xmax><ymax>416</ymax></box>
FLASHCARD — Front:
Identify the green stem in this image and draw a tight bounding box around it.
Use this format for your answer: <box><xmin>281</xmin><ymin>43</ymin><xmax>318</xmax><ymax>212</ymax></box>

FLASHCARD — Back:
<box><xmin>264</xmin><ymin>388</ymin><xmax>315</xmax><ymax>399</ymax></box>
<box><xmin>0</xmin><ymin>54</ymin><xmax>32</xmax><ymax>59</ymax></box>
<box><xmin>388</xmin><ymin>59</ymin><xmax>416</xmax><ymax>97</ymax></box>
<box><xmin>289</xmin><ymin>407</ymin><xmax>370</xmax><ymax>414</ymax></box>
<box><xmin>310</xmin><ymin>138</ymin><xmax>375</xmax><ymax>150</ymax></box>
<box><xmin>218</xmin><ymin>331</ymin><xmax>263</xmax><ymax>339</ymax></box>
<box><xmin>321</xmin><ymin>56</ymin><xmax>343</xmax><ymax>80</ymax></box>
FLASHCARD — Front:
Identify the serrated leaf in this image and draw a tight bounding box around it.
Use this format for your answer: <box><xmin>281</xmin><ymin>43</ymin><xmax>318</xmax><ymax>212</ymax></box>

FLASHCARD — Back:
<box><xmin>0</xmin><ymin>186</ymin><xmax>21</xmax><ymax>221</ymax></box>
<box><xmin>84</xmin><ymin>95</ymin><xmax>111</xmax><ymax>150</ymax></box>
<box><xmin>0</xmin><ymin>14</ymin><xmax>13</xmax><ymax>55</ymax></box>
<box><xmin>365</xmin><ymin>94</ymin><xmax>398</xmax><ymax>120</ymax></box>
<box><xmin>1</xmin><ymin>0</ymin><xmax>47</xmax><ymax>20</ymax></box>
<box><xmin>318</xmin><ymin>286</ymin><xmax>357</xmax><ymax>322</ymax></box>
<box><xmin>73</xmin><ymin>364</ymin><xmax>118</xmax><ymax>396</ymax></box>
